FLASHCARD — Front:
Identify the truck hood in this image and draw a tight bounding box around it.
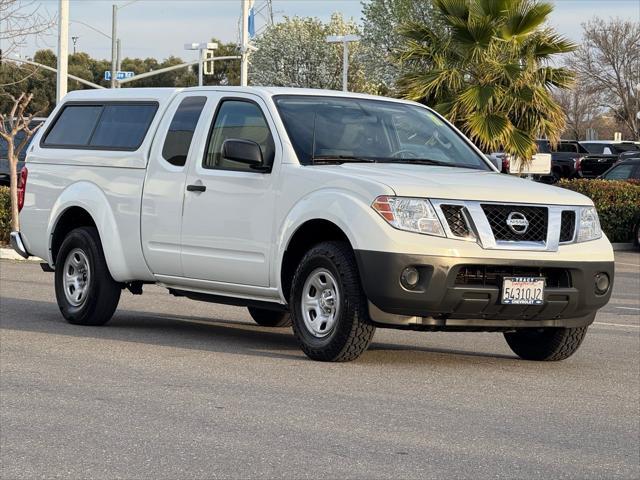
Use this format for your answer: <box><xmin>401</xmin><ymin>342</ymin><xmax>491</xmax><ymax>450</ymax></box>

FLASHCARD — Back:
<box><xmin>336</xmin><ymin>164</ymin><xmax>592</xmax><ymax>206</ymax></box>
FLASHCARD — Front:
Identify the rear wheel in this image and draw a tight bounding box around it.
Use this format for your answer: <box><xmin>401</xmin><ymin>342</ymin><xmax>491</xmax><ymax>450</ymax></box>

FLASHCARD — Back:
<box><xmin>248</xmin><ymin>307</ymin><xmax>291</xmax><ymax>327</ymax></box>
<box><xmin>504</xmin><ymin>327</ymin><xmax>588</xmax><ymax>361</ymax></box>
<box><xmin>55</xmin><ymin>227</ymin><xmax>121</xmax><ymax>326</ymax></box>
<box><xmin>290</xmin><ymin>241</ymin><xmax>375</xmax><ymax>362</ymax></box>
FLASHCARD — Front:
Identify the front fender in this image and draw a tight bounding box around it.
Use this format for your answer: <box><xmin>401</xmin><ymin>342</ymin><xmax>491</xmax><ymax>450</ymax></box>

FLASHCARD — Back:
<box><xmin>47</xmin><ymin>181</ymin><xmax>153</xmax><ymax>282</ymax></box>
<box><xmin>274</xmin><ymin>188</ymin><xmax>387</xmax><ymax>300</ymax></box>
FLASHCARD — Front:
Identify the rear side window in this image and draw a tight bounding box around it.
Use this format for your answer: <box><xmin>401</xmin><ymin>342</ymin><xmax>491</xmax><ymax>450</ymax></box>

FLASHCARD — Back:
<box><xmin>162</xmin><ymin>96</ymin><xmax>207</xmax><ymax>167</ymax></box>
<box><xmin>42</xmin><ymin>102</ymin><xmax>158</xmax><ymax>151</ymax></box>
<box><xmin>581</xmin><ymin>143</ymin><xmax>604</xmax><ymax>154</ymax></box>
<box><xmin>43</xmin><ymin>105</ymin><xmax>102</xmax><ymax>146</ymax></box>
<box><xmin>90</xmin><ymin>104</ymin><xmax>157</xmax><ymax>149</ymax></box>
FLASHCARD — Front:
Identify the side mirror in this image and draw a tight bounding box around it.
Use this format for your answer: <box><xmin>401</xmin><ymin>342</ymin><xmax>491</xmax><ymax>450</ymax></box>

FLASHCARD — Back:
<box><xmin>222</xmin><ymin>139</ymin><xmax>264</xmax><ymax>169</ymax></box>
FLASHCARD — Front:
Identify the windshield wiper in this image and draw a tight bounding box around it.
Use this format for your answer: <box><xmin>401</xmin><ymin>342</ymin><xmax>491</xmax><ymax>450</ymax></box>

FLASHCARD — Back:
<box><xmin>374</xmin><ymin>158</ymin><xmax>451</xmax><ymax>167</ymax></box>
<box><xmin>312</xmin><ymin>155</ymin><xmax>376</xmax><ymax>164</ymax></box>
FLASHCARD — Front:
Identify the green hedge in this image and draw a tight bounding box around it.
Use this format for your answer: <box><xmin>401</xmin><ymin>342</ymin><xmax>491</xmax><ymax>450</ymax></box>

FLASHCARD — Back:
<box><xmin>558</xmin><ymin>179</ymin><xmax>640</xmax><ymax>243</ymax></box>
<box><xmin>0</xmin><ymin>186</ymin><xmax>10</xmax><ymax>245</ymax></box>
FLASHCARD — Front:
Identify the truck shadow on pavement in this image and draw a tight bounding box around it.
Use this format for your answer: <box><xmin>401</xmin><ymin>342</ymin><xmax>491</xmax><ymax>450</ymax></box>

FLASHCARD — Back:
<box><xmin>0</xmin><ymin>296</ymin><xmax>516</xmax><ymax>363</ymax></box>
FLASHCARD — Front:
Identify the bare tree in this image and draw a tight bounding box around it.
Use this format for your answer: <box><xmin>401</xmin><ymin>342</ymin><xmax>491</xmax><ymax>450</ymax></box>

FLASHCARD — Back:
<box><xmin>0</xmin><ymin>0</ymin><xmax>54</xmax><ymax>57</ymax></box>
<box><xmin>569</xmin><ymin>18</ymin><xmax>640</xmax><ymax>139</ymax></box>
<box><xmin>0</xmin><ymin>93</ymin><xmax>43</xmax><ymax>230</ymax></box>
<box><xmin>553</xmin><ymin>80</ymin><xmax>604</xmax><ymax>140</ymax></box>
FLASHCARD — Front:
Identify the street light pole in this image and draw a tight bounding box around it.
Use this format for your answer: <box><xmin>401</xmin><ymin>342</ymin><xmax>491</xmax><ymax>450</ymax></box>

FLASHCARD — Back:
<box><xmin>240</xmin><ymin>0</ymin><xmax>250</xmax><ymax>86</ymax></box>
<box><xmin>56</xmin><ymin>0</ymin><xmax>69</xmax><ymax>104</ymax></box>
<box><xmin>110</xmin><ymin>4</ymin><xmax>117</xmax><ymax>88</ymax></box>
<box><xmin>184</xmin><ymin>43</ymin><xmax>218</xmax><ymax>87</ymax></box>
<box><xmin>325</xmin><ymin>34</ymin><xmax>360</xmax><ymax>92</ymax></box>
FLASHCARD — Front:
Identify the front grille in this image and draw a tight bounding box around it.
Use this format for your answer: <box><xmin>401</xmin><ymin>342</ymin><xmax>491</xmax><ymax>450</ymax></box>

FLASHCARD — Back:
<box><xmin>581</xmin><ymin>158</ymin><xmax>614</xmax><ymax>178</ymax></box>
<box><xmin>481</xmin><ymin>204</ymin><xmax>548</xmax><ymax>242</ymax></box>
<box><xmin>455</xmin><ymin>265</ymin><xmax>572</xmax><ymax>288</ymax></box>
<box><xmin>560</xmin><ymin>211</ymin><xmax>576</xmax><ymax>242</ymax></box>
<box><xmin>441</xmin><ymin>205</ymin><xmax>471</xmax><ymax>237</ymax></box>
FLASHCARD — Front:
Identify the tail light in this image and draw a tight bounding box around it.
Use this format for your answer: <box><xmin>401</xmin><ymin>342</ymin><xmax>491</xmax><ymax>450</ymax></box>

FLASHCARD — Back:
<box><xmin>17</xmin><ymin>166</ymin><xmax>28</xmax><ymax>212</ymax></box>
<box><xmin>501</xmin><ymin>154</ymin><xmax>511</xmax><ymax>173</ymax></box>
<box><xmin>574</xmin><ymin>157</ymin><xmax>583</xmax><ymax>172</ymax></box>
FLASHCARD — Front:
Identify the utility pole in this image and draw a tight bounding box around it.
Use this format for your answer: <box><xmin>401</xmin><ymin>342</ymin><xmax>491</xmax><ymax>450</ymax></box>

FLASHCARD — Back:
<box><xmin>56</xmin><ymin>0</ymin><xmax>69</xmax><ymax>103</ymax></box>
<box><xmin>110</xmin><ymin>4</ymin><xmax>117</xmax><ymax>88</ymax></box>
<box><xmin>240</xmin><ymin>0</ymin><xmax>250</xmax><ymax>86</ymax></box>
<box><xmin>326</xmin><ymin>34</ymin><xmax>360</xmax><ymax>92</ymax></box>
<box><xmin>116</xmin><ymin>38</ymin><xmax>122</xmax><ymax>87</ymax></box>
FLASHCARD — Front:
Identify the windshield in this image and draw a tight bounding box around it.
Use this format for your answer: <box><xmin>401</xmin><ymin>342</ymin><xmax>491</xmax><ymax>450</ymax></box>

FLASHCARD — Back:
<box><xmin>273</xmin><ymin>95</ymin><xmax>490</xmax><ymax>170</ymax></box>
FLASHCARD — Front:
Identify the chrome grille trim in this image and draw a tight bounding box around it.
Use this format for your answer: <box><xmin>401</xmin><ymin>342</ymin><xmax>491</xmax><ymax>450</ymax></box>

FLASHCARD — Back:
<box><xmin>432</xmin><ymin>200</ymin><xmax>583</xmax><ymax>252</ymax></box>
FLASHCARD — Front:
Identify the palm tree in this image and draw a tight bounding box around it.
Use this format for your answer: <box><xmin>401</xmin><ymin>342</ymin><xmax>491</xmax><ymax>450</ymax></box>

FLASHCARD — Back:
<box><xmin>397</xmin><ymin>0</ymin><xmax>575</xmax><ymax>162</ymax></box>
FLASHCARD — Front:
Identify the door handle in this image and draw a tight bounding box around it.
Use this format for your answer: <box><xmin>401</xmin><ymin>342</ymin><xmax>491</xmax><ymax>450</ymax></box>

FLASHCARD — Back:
<box><xmin>186</xmin><ymin>184</ymin><xmax>206</xmax><ymax>192</ymax></box>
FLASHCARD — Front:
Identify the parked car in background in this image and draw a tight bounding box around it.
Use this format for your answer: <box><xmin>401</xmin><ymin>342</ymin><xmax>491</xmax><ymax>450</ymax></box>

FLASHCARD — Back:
<box><xmin>579</xmin><ymin>141</ymin><xmax>640</xmax><ymax>178</ymax></box>
<box><xmin>598</xmin><ymin>158</ymin><xmax>640</xmax><ymax>181</ymax></box>
<box><xmin>598</xmin><ymin>158</ymin><xmax>640</xmax><ymax>249</ymax></box>
<box><xmin>535</xmin><ymin>139</ymin><xmax>588</xmax><ymax>182</ymax></box>
<box><xmin>0</xmin><ymin>118</ymin><xmax>46</xmax><ymax>187</ymax></box>
<box><xmin>486</xmin><ymin>150</ymin><xmax>551</xmax><ymax>177</ymax></box>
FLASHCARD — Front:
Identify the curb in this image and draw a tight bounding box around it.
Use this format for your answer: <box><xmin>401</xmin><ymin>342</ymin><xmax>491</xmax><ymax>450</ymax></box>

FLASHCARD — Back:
<box><xmin>0</xmin><ymin>247</ymin><xmax>43</xmax><ymax>262</ymax></box>
<box><xmin>612</xmin><ymin>243</ymin><xmax>637</xmax><ymax>252</ymax></box>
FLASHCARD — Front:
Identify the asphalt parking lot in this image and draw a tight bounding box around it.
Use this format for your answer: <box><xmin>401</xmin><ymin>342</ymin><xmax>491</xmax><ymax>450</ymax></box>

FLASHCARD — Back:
<box><xmin>1</xmin><ymin>252</ymin><xmax>638</xmax><ymax>479</ymax></box>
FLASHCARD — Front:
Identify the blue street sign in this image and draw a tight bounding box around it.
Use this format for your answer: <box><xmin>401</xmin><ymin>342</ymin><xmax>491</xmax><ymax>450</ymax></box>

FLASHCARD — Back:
<box><xmin>248</xmin><ymin>7</ymin><xmax>255</xmax><ymax>38</ymax></box>
<box><xmin>104</xmin><ymin>71</ymin><xmax>135</xmax><ymax>81</ymax></box>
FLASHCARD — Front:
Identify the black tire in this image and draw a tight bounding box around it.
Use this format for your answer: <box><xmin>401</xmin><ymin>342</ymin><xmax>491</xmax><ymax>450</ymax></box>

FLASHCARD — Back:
<box><xmin>504</xmin><ymin>327</ymin><xmax>588</xmax><ymax>361</ymax></box>
<box><xmin>54</xmin><ymin>227</ymin><xmax>121</xmax><ymax>326</ymax></box>
<box><xmin>290</xmin><ymin>241</ymin><xmax>375</xmax><ymax>362</ymax></box>
<box><xmin>248</xmin><ymin>307</ymin><xmax>292</xmax><ymax>327</ymax></box>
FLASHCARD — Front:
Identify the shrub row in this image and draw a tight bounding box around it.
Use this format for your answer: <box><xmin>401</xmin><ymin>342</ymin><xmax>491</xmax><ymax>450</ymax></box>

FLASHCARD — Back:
<box><xmin>558</xmin><ymin>179</ymin><xmax>640</xmax><ymax>243</ymax></box>
<box><xmin>0</xmin><ymin>186</ymin><xmax>10</xmax><ymax>244</ymax></box>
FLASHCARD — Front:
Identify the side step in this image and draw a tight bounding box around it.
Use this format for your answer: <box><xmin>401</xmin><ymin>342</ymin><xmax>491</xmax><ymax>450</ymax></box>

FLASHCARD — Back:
<box><xmin>169</xmin><ymin>288</ymin><xmax>288</xmax><ymax>312</ymax></box>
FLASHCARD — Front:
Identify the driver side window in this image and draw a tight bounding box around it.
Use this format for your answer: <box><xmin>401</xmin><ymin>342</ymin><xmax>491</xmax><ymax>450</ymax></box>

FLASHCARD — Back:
<box><xmin>203</xmin><ymin>99</ymin><xmax>275</xmax><ymax>171</ymax></box>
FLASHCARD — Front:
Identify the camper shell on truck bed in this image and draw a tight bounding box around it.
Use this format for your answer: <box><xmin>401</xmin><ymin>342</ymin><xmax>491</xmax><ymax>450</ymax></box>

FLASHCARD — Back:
<box><xmin>13</xmin><ymin>87</ymin><xmax>614</xmax><ymax>362</ymax></box>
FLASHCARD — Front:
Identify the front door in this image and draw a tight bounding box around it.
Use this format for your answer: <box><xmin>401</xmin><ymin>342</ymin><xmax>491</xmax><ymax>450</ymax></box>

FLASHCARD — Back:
<box><xmin>180</xmin><ymin>95</ymin><xmax>279</xmax><ymax>287</ymax></box>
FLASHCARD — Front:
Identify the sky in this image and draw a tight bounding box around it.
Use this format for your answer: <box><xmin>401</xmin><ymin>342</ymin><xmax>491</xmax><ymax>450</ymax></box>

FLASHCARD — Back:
<box><xmin>6</xmin><ymin>0</ymin><xmax>640</xmax><ymax>62</ymax></box>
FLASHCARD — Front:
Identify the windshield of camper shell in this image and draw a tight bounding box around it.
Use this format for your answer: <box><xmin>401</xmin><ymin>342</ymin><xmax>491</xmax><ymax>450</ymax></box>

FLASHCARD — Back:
<box><xmin>273</xmin><ymin>95</ymin><xmax>490</xmax><ymax>170</ymax></box>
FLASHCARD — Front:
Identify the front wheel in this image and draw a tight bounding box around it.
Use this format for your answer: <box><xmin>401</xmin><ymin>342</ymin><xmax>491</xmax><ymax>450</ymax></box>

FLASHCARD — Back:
<box><xmin>290</xmin><ymin>241</ymin><xmax>375</xmax><ymax>362</ymax></box>
<box><xmin>55</xmin><ymin>227</ymin><xmax>121</xmax><ymax>326</ymax></box>
<box><xmin>504</xmin><ymin>327</ymin><xmax>588</xmax><ymax>361</ymax></box>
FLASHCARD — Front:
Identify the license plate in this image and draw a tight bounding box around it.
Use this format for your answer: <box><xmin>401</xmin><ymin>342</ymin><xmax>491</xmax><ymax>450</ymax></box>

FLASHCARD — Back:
<box><xmin>501</xmin><ymin>277</ymin><xmax>545</xmax><ymax>305</ymax></box>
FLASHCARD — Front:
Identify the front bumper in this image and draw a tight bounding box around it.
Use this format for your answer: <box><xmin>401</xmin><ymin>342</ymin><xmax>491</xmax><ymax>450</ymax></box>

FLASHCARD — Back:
<box><xmin>10</xmin><ymin>231</ymin><xmax>30</xmax><ymax>259</ymax></box>
<box><xmin>355</xmin><ymin>250</ymin><xmax>614</xmax><ymax>330</ymax></box>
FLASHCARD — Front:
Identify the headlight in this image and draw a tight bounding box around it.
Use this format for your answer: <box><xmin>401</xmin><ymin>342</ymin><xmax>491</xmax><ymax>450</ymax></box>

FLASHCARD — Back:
<box><xmin>372</xmin><ymin>196</ymin><xmax>445</xmax><ymax>237</ymax></box>
<box><xmin>577</xmin><ymin>206</ymin><xmax>602</xmax><ymax>242</ymax></box>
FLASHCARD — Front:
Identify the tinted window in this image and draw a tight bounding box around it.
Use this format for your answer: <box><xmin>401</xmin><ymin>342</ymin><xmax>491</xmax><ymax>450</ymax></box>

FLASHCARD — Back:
<box><xmin>556</xmin><ymin>143</ymin><xmax>578</xmax><ymax>153</ymax></box>
<box><xmin>44</xmin><ymin>105</ymin><xmax>102</xmax><ymax>146</ymax></box>
<box><xmin>603</xmin><ymin>164</ymin><xmax>637</xmax><ymax>180</ymax></box>
<box><xmin>90</xmin><ymin>104</ymin><xmax>157</xmax><ymax>149</ymax></box>
<box><xmin>536</xmin><ymin>140</ymin><xmax>551</xmax><ymax>153</ymax></box>
<box><xmin>203</xmin><ymin>100</ymin><xmax>275</xmax><ymax>171</ymax></box>
<box><xmin>274</xmin><ymin>95</ymin><xmax>489</xmax><ymax>170</ymax></box>
<box><xmin>162</xmin><ymin>97</ymin><xmax>207</xmax><ymax>167</ymax></box>
<box><xmin>581</xmin><ymin>143</ymin><xmax>605</xmax><ymax>154</ymax></box>
<box><xmin>612</xmin><ymin>143</ymin><xmax>640</xmax><ymax>154</ymax></box>
<box><xmin>43</xmin><ymin>103</ymin><xmax>157</xmax><ymax>150</ymax></box>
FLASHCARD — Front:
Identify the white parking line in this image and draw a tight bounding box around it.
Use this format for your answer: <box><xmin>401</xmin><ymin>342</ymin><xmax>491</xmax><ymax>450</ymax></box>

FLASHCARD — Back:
<box><xmin>615</xmin><ymin>306</ymin><xmax>640</xmax><ymax>311</ymax></box>
<box><xmin>593</xmin><ymin>322</ymin><xmax>640</xmax><ymax>329</ymax></box>
<box><xmin>616</xmin><ymin>262</ymin><xmax>640</xmax><ymax>267</ymax></box>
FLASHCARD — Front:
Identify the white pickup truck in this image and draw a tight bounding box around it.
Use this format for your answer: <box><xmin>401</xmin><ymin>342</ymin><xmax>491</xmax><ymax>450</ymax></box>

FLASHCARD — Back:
<box><xmin>12</xmin><ymin>87</ymin><xmax>614</xmax><ymax>362</ymax></box>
